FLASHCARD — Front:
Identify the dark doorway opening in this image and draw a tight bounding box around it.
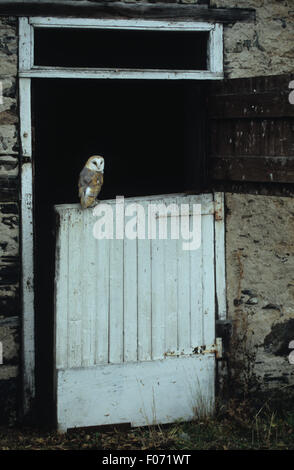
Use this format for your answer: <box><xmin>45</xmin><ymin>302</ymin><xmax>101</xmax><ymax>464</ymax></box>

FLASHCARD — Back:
<box><xmin>32</xmin><ymin>79</ymin><xmax>208</xmax><ymax>427</ymax></box>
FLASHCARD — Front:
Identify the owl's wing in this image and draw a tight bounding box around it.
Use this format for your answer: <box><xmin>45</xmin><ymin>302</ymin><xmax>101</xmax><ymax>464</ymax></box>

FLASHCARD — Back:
<box><xmin>79</xmin><ymin>167</ymin><xmax>104</xmax><ymax>208</ymax></box>
<box><xmin>97</xmin><ymin>172</ymin><xmax>104</xmax><ymax>189</ymax></box>
<box><xmin>79</xmin><ymin>167</ymin><xmax>94</xmax><ymax>186</ymax></box>
<box><xmin>78</xmin><ymin>167</ymin><xmax>93</xmax><ymax>198</ymax></box>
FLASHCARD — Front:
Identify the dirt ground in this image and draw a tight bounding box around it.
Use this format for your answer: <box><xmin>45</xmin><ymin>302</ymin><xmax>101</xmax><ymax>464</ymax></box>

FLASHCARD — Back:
<box><xmin>1</xmin><ymin>399</ymin><xmax>294</xmax><ymax>451</ymax></box>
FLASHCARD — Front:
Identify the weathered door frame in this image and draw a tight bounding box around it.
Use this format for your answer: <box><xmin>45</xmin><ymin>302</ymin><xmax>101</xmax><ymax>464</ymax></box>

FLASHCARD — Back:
<box><xmin>19</xmin><ymin>16</ymin><xmax>225</xmax><ymax>418</ymax></box>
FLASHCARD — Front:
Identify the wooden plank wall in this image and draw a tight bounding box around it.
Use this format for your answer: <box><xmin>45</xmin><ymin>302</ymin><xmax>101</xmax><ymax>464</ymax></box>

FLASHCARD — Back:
<box><xmin>208</xmin><ymin>74</ymin><xmax>294</xmax><ymax>183</ymax></box>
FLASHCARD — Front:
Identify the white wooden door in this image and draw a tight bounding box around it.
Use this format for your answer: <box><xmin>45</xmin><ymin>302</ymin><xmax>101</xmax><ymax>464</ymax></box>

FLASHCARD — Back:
<box><xmin>54</xmin><ymin>193</ymin><xmax>224</xmax><ymax>432</ymax></box>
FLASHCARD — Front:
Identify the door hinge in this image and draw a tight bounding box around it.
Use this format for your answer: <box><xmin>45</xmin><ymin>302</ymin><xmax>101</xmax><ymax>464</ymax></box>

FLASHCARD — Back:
<box><xmin>192</xmin><ymin>338</ymin><xmax>223</xmax><ymax>359</ymax></box>
<box><xmin>164</xmin><ymin>338</ymin><xmax>223</xmax><ymax>359</ymax></box>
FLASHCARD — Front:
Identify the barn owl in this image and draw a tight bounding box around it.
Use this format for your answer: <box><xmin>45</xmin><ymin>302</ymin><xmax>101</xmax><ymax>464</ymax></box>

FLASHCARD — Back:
<box><xmin>78</xmin><ymin>155</ymin><xmax>104</xmax><ymax>209</ymax></box>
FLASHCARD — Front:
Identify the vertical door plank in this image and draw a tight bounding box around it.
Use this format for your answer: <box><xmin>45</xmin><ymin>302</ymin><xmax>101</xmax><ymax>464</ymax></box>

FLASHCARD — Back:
<box><xmin>81</xmin><ymin>210</ymin><xmax>96</xmax><ymax>367</ymax></box>
<box><xmin>67</xmin><ymin>210</ymin><xmax>83</xmax><ymax>367</ymax></box>
<box><xmin>124</xmin><ymin>202</ymin><xmax>138</xmax><ymax>362</ymax></box>
<box><xmin>137</xmin><ymin>201</ymin><xmax>152</xmax><ymax>361</ymax></box>
<box><xmin>190</xmin><ymin>199</ymin><xmax>203</xmax><ymax>349</ymax></box>
<box><xmin>95</xmin><ymin>237</ymin><xmax>110</xmax><ymax>364</ymax></box>
<box><xmin>164</xmin><ymin>234</ymin><xmax>178</xmax><ymax>355</ymax></box>
<box><xmin>177</xmin><ymin>196</ymin><xmax>191</xmax><ymax>355</ymax></box>
<box><xmin>68</xmin><ymin>320</ymin><xmax>82</xmax><ymax>368</ymax></box>
<box><xmin>190</xmin><ymin>243</ymin><xmax>203</xmax><ymax>349</ymax></box>
<box><xmin>151</xmin><ymin>200</ymin><xmax>166</xmax><ymax>360</ymax></box>
<box><xmin>109</xmin><ymin>236</ymin><xmax>124</xmax><ymax>364</ymax></box>
<box><xmin>164</xmin><ymin>197</ymin><xmax>179</xmax><ymax>355</ymax></box>
<box><xmin>55</xmin><ymin>209</ymin><xmax>69</xmax><ymax>369</ymax></box>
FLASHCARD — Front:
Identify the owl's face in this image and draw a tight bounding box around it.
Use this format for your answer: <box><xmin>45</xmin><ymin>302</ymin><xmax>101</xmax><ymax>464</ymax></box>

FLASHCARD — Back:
<box><xmin>86</xmin><ymin>156</ymin><xmax>104</xmax><ymax>173</ymax></box>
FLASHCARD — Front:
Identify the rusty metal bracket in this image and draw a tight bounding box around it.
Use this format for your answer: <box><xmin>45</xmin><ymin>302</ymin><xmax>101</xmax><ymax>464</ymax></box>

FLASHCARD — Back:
<box><xmin>193</xmin><ymin>338</ymin><xmax>223</xmax><ymax>359</ymax></box>
<box><xmin>164</xmin><ymin>338</ymin><xmax>223</xmax><ymax>359</ymax></box>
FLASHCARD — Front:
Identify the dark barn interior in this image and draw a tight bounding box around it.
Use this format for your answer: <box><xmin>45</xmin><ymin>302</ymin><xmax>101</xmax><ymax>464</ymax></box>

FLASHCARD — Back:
<box><xmin>34</xmin><ymin>27</ymin><xmax>208</xmax><ymax>70</ymax></box>
<box><xmin>32</xmin><ymin>78</ymin><xmax>208</xmax><ymax>424</ymax></box>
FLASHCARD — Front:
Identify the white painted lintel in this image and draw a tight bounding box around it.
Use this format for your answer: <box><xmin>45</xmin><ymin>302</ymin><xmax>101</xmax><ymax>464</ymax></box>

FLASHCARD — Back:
<box><xmin>29</xmin><ymin>17</ymin><xmax>216</xmax><ymax>31</ymax></box>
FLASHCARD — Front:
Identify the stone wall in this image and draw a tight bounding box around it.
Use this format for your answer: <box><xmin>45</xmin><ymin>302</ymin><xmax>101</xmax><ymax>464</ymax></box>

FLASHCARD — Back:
<box><xmin>211</xmin><ymin>0</ymin><xmax>294</xmax><ymax>78</ymax></box>
<box><xmin>0</xmin><ymin>16</ymin><xmax>20</xmax><ymax>425</ymax></box>
<box><xmin>225</xmin><ymin>194</ymin><xmax>294</xmax><ymax>395</ymax></box>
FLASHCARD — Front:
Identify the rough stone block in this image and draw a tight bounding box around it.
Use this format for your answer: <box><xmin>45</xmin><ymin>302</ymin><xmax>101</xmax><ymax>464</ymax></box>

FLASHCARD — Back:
<box><xmin>0</xmin><ymin>284</ymin><xmax>19</xmax><ymax>318</ymax></box>
<box><xmin>0</xmin><ymin>17</ymin><xmax>17</xmax><ymax>77</ymax></box>
<box><xmin>0</xmin><ymin>375</ymin><xmax>19</xmax><ymax>425</ymax></box>
<box><xmin>0</xmin><ymin>155</ymin><xmax>18</xmax><ymax>177</ymax></box>
<box><xmin>0</xmin><ymin>124</ymin><xmax>18</xmax><ymax>154</ymax></box>
<box><xmin>0</xmin><ymin>321</ymin><xmax>19</xmax><ymax>365</ymax></box>
<box><xmin>0</xmin><ymin>202</ymin><xmax>19</xmax><ymax>258</ymax></box>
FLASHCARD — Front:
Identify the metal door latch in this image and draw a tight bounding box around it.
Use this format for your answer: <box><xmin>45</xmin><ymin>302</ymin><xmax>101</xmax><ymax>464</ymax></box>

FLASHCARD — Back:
<box><xmin>193</xmin><ymin>338</ymin><xmax>223</xmax><ymax>359</ymax></box>
<box><xmin>164</xmin><ymin>338</ymin><xmax>223</xmax><ymax>359</ymax></box>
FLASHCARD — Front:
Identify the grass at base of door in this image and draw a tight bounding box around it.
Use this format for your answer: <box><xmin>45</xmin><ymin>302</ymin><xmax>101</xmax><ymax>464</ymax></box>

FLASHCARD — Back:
<box><xmin>1</xmin><ymin>398</ymin><xmax>294</xmax><ymax>450</ymax></box>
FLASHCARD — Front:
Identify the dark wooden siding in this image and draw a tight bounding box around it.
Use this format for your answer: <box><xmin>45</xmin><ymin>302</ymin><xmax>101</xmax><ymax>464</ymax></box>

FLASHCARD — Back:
<box><xmin>208</xmin><ymin>74</ymin><xmax>294</xmax><ymax>183</ymax></box>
